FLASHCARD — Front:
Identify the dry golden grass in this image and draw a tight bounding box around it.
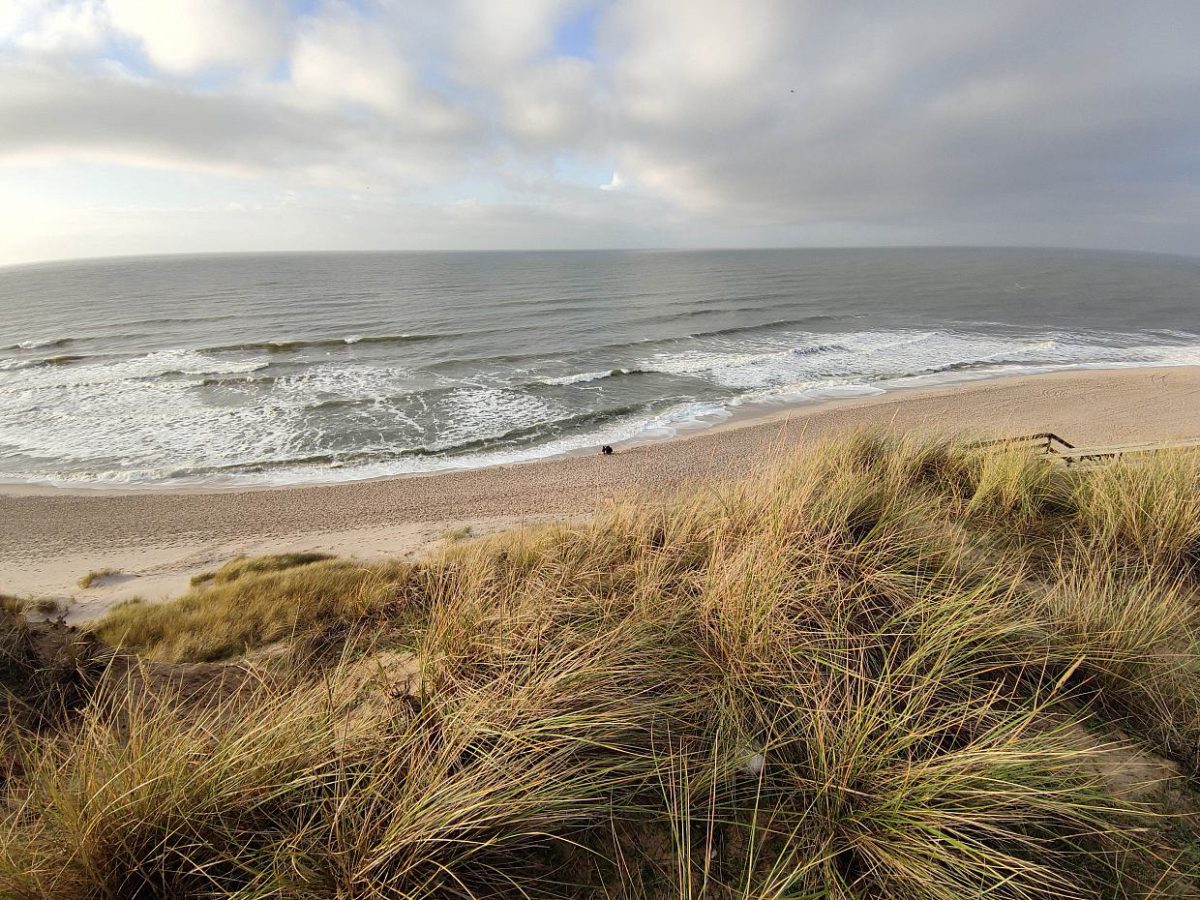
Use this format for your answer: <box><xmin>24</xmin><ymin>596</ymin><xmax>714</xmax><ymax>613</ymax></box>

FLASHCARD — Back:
<box><xmin>76</xmin><ymin>567</ymin><xmax>119</xmax><ymax>589</ymax></box>
<box><xmin>2</xmin><ymin>433</ymin><xmax>1200</xmax><ymax>897</ymax></box>
<box><xmin>188</xmin><ymin>551</ymin><xmax>334</xmax><ymax>587</ymax></box>
<box><xmin>441</xmin><ymin>524</ymin><xmax>474</xmax><ymax>542</ymax></box>
<box><xmin>99</xmin><ymin>558</ymin><xmax>419</xmax><ymax>662</ymax></box>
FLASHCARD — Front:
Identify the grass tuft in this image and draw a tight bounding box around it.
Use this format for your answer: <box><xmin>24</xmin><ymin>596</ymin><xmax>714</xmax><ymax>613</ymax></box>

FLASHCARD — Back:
<box><xmin>189</xmin><ymin>551</ymin><xmax>334</xmax><ymax>587</ymax></box>
<box><xmin>77</xmin><ymin>568</ymin><xmax>119</xmax><ymax>589</ymax></box>
<box><xmin>100</xmin><ymin>559</ymin><xmax>419</xmax><ymax>662</ymax></box>
<box><xmin>441</xmin><ymin>524</ymin><xmax>473</xmax><ymax>542</ymax></box>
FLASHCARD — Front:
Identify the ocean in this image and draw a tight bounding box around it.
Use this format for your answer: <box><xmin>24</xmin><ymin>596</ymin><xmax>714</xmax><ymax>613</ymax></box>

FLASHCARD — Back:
<box><xmin>0</xmin><ymin>247</ymin><xmax>1197</xmax><ymax>488</ymax></box>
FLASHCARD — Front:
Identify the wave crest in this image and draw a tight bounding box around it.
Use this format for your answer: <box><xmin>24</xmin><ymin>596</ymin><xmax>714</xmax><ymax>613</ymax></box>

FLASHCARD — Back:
<box><xmin>5</xmin><ymin>338</ymin><xmax>74</xmax><ymax>351</ymax></box>
<box><xmin>208</xmin><ymin>334</ymin><xmax>441</xmax><ymax>354</ymax></box>
<box><xmin>541</xmin><ymin>368</ymin><xmax>647</xmax><ymax>386</ymax></box>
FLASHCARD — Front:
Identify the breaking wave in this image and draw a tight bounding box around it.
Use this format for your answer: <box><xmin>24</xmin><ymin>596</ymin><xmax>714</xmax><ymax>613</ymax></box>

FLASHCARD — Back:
<box><xmin>541</xmin><ymin>368</ymin><xmax>645</xmax><ymax>386</ymax></box>
<box><xmin>5</xmin><ymin>337</ymin><xmax>74</xmax><ymax>351</ymax></box>
<box><xmin>207</xmin><ymin>334</ymin><xmax>442</xmax><ymax>353</ymax></box>
<box><xmin>3</xmin><ymin>325</ymin><xmax>1198</xmax><ymax>489</ymax></box>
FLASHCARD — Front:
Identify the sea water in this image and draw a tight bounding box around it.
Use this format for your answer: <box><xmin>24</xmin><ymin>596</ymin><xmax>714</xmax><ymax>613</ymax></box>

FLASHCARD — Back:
<box><xmin>1</xmin><ymin>247</ymin><xmax>1197</xmax><ymax>487</ymax></box>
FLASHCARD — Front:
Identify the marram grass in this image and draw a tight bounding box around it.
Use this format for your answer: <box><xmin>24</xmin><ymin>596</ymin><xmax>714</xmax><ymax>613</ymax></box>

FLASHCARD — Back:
<box><xmin>3</xmin><ymin>433</ymin><xmax>1200</xmax><ymax>897</ymax></box>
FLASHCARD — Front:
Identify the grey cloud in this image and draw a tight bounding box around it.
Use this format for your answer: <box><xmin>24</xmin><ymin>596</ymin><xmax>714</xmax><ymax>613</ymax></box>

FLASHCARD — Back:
<box><xmin>598</xmin><ymin>1</ymin><xmax>1200</xmax><ymax>250</ymax></box>
<box><xmin>1</xmin><ymin>64</ymin><xmax>330</xmax><ymax>169</ymax></box>
<box><xmin>0</xmin><ymin>61</ymin><xmax>476</xmax><ymax>185</ymax></box>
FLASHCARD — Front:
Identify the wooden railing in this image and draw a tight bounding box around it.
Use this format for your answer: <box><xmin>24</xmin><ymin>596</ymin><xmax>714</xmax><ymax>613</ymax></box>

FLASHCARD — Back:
<box><xmin>973</xmin><ymin>432</ymin><xmax>1200</xmax><ymax>467</ymax></box>
<box><xmin>969</xmin><ymin>432</ymin><xmax>1076</xmax><ymax>455</ymax></box>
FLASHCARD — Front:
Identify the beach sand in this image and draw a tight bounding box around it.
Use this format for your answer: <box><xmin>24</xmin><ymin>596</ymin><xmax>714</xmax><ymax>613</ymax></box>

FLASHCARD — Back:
<box><xmin>4</xmin><ymin>366</ymin><xmax>1199</xmax><ymax>621</ymax></box>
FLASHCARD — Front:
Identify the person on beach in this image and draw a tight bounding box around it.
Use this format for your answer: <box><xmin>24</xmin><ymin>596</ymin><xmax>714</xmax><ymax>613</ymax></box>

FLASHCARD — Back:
<box><xmin>601</xmin><ymin>445</ymin><xmax>614</xmax><ymax>455</ymax></box>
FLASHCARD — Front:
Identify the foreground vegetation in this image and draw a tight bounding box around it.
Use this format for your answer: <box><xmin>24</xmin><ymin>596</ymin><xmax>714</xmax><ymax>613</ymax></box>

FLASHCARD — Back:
<box><xmin>3</xmin><ymin>433</ymin><xmax>1200</xmax><ymax>897</ymax></box>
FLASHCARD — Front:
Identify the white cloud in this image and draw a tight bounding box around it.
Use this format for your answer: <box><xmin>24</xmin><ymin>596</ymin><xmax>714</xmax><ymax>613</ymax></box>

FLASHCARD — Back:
<box><xmin>497</xmin><ymin>56</ymin><xmax>598</xmax><ymax>146</ymax></box>
<box><xmin>104</xmin><ymin>0</ymin><xmax>286</xmax><ymax>74</ymax></box>
<box><xmin>14</xmin><ymin>0</ymin><xmax>106</xmax><ymax>52</ymax></box>
<box><xmin>1</xmin><ymin>0</ymin><xmax>108</xmax><ymax>53</ymax></box>
<box><xmin>0</xmin><ymin>0</ymin><xmax>40</xmax><ymax>41</ymax></box>
<box><xmin>453</xmin><ymin>0</ymin><xmax>582</xmax><ymax>78</ymax></box>
<box><xmin>606</xmin><ymin>0</ymin><xmax>791</xmax><ymax>128</ymax></box>
<box><xmin>289</xmin><ymin>9</ymin><xmax>411</xmax><ymax>116</ymax></box>
<box><xmin>285</xmin><ymin>5</ymin><xmax>468</xmax><ymax>142</ymax></box>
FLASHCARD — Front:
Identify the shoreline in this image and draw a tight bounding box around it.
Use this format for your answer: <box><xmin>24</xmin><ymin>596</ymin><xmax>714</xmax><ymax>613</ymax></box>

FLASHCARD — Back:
<box><xmin>0</xmin><ymin>362</ymin><xmax>1180</xmax><ymax>499</ymax></box>
<box><xmin>5</xmin><ymin>365</ymin><xmax>1200</xmax><ymax>619</ymax></box>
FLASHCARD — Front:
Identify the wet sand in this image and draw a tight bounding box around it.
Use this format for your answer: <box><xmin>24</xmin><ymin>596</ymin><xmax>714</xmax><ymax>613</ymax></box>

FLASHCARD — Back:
<box><xmin>4</xmin><ymin>366</ymin><xmax>1199</xmax><ymax>619</ymax></box>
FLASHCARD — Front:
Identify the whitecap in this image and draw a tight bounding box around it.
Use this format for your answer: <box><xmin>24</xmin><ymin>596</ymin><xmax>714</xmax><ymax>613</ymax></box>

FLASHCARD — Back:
<box><xmin>542</xmin><ymin>369</ymin><xmax>626</xmax><ymax>386</ymax></box>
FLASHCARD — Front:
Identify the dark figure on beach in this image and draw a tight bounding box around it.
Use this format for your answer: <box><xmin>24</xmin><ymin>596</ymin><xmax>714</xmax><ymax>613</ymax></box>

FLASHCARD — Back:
<box><xmin>601</xmin><ymin>445</ymin><xmax>614</xmax><ymax>455</ymax></box>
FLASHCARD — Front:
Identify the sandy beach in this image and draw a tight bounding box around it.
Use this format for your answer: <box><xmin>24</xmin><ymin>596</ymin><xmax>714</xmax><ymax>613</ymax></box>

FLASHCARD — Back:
<box><xmin>4</xmin><ymin>365</ymin><xmax>1199</xmax><ymax>620</ymax></box>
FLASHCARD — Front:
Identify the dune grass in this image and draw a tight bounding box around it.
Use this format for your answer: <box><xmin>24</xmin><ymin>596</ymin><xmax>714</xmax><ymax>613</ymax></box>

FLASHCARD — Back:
<box><xmin>188</xmin><ymin>551</ymin><xmax>335</xmax><ymax>587</ymax></box>
<box><xmin>100</xmin><ymin>558</ymin><xmax>418</xmax><ymax>662</ymax></box>
<box><xmin>2</xmin><ymin>433</ymin><xmax>1200</xmax><ymax>897</ymax></box>
<box><xmin>76</xmin><ymin>567</ymin><xmax>119</xmax><ymax>589</ymax></box>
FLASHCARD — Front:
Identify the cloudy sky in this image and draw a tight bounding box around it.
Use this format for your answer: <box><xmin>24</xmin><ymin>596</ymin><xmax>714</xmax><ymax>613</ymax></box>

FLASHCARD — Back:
<box><xmin>1</xmin><ymin>0</ymin><xmax>1198</xmax><ymax>266</ymax></box>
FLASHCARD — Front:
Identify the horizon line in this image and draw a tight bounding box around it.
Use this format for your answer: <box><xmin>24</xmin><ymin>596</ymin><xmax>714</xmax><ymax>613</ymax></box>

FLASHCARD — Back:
<box><xmin>4</xmin><ymin>242</ymin><xmax>1197</xmax><ymax>272</ymax></box>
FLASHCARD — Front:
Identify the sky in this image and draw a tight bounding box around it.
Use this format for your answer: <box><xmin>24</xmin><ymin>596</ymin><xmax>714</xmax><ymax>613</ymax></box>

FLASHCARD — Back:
<box><xmin>1</xmin><ymin>0</ymin><xmax>1198</xmax><ymax>266</ymax></box>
